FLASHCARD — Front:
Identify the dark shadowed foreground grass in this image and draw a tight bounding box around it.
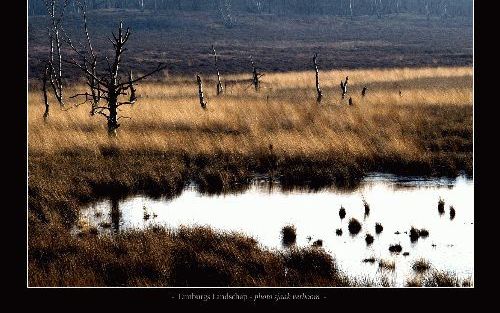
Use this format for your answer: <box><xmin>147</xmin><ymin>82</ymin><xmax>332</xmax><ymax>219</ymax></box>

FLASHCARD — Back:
<box><xmin>29</xmin><ymin>223</ymin><xmax>351</xmax><ymax>287</ymax></box>
<box><xmin>406</xmin><ymin>270</ymin><xmax>472</xmax><ymax>287</ymax></box>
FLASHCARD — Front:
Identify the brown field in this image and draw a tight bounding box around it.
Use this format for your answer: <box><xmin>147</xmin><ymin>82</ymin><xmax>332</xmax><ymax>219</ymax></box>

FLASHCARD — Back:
<box><xmin>28</xmin><ymin>66</ymin><xmax>473</xmax><ymax>286</ymax></box>
<box><xmin>30</xmin><ymin>67</ymin><xmax>472</xmax><ymax>159</ymax></box>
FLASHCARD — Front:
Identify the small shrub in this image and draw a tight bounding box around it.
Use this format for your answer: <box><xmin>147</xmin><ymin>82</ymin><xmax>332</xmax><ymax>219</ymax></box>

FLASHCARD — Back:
<box><xmin>335</xmin><ymin>228</ymin><xmax>342</xmax><ymax>236</ymax></box>
<box><xmin>375</xmin><ymin>223</ymin><xmax>383</xmax><ymax>234</ymax></box>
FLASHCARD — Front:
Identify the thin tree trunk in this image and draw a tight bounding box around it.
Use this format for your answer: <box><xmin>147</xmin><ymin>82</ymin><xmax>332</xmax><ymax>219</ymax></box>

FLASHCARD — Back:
<box><xmin>212</xmin><ymin>45</ymin><xmax>224</xmax><ymax>95</ymax></box>
<box><xmin>313</xmin><ymin>53</ymin><xmax>322</xmax><ymax>103</ymax></box>
<box><xmin>107</xmin><ymin>93</ymin><xmax>119</xmax><ymax>136</ymax></box>
<box><xmin>42</xmin><ymin>65</ymin><xmax>50</xmax><ymax>122</ymax></box>
<box><xmin>251</xmin><ymin>58</ymin><xmax>260</xmax><ymax>91</ymax></box>
<box><xmin>197</xmin><ymin>75</ymin><xmax>207</xmax><ymax>109</ymax></box>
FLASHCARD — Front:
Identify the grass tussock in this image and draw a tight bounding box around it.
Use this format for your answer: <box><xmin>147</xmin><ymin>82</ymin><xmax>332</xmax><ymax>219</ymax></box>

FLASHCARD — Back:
<box><xmin>389</xmin><ymin>244</ymin><xmax>402</xmax><ymax>253</ymax></box>
<box><xmin>450</xmin><ymin>206</ymin><xmax>456</xmax><ymax>220</ymax></box>
<box><xmin>410</xmin><ymin>227</ymin><xmax>430</xmax><ymax>242</ymax></box>
<box><xmin>339</xmin><ymin>206</ymin><xmax>346</xmax><ymax>220</ymax></box>
<box><xmin>348</xmin><ymin>218</ymin><xmax>362</xmax><ymax>235</ymax></box>
<box><xmin>412</xmin><ymin>258</ymin><xmax>431</xmax><ymax>273</ymax></box>
<box><xmin>312</xmin><ymin>239</ymin><xmax>323</xmax><ymax>247</ymax></box>
<box><xmin>438</xmin><ymin>198</ymin><xmax>445</xmax><ymax>214</ymax></box>
<box><xmin>365</xmin><ymin>234</ymin><xmax>374</xmax><ymax>245</ymax></box>
<box><xmin>375</xmin><ymin>222</ymin><xmax>383</xmax><ymax>234</ymax></box>
<box><xmin>378</xmin><ymin>259</ymin><xmax>396</xmax><ymax>271</ymax></box>
<box><xmin>363</xmin><ymin>199</ymin><xmax>370</xmax><ymax>216</ymax></box>
<box><xmin>281</xmin><ymin>225</ymin><xmax>297</xmax><ymax>247</ymax></box>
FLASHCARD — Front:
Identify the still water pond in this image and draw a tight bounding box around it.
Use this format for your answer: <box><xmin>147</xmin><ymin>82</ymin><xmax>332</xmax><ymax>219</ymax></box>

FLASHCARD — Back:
<box><xmin>74</xmin><ymin>174</ymin><xmax>473</xmax><ymax>286</ymax></box>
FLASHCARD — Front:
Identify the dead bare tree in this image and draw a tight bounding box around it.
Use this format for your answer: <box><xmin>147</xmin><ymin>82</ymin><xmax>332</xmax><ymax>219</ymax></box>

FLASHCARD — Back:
<box><xmin>313</xmin><ymin>53</ymin><xmax>323</xmax><ymax>103</ymax></box>
<box><xmin>59</xmin><ymin>17</ymin><xmax>167</xmax><ymax>136</ymax></box>
<box><xmin>68</xmin><ymin>22</ymin><xmax>166</xmax><ymax>136</ymax></box>
<box><xmin>69</xmin><ymin>0</ymin><xmax>102</xmax><ymax>116</ymax></box>
<box><xmin>212</xmin><ymin>45</ymin><xmax>224</xmax><ymax>95</ymax></box>
<box><xmin>250</xmin><ymin>56</ymin><xmax>263</xmax><ymax>91</ymax></box>
<box><xmin>197</xmin><ymin>75</ymin><xmax>207</xmax><ymax>110</ymax></box>
<box><xmin>41</xmin><ymin>0</ymin><xmax>69</xmax><ymax>120</ymax></box>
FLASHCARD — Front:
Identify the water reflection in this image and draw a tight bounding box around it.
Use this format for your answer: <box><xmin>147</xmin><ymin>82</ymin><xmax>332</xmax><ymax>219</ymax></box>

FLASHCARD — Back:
<box><xmin>74</xmin><ymin>173</ymin><xmax>473</xmax><ymax>286</ymax></box>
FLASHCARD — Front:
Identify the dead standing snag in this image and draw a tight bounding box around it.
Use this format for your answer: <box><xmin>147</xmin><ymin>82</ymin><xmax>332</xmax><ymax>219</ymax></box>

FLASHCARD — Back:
<box><xmin>197</xmin><ymin>75</ymin><xmax>207</xmax><ymax>110</ymax></box>
<box><xmin>313</xmin><ymin>53</ymin><xmax>323</xmax><ymax>103</ymax></box>
<box><xmin>250</xmin><ymin>56</ymin><xmax>263</xmax><ymax>91</ymax></box>
<box><xmin>41</xmin><ymin>0</ymin><xmax>69</xmax><ymax>120</ymax></box>
<box><xmin>212</xmin><ymin>45</ymin><xmax>224</xmax><ymax>95</ymax></box>
<box><xmin>64</xmin><ymin>20</ymin><xmax>167</xmax><ymax>136</ymax></box>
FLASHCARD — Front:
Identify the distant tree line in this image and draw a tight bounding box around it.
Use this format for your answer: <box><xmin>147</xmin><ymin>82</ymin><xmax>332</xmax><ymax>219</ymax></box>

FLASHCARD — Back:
<box><xmin>29</xmin><ymin>0</ymin><xmax>472</xmax><ymax>18</ymax></box>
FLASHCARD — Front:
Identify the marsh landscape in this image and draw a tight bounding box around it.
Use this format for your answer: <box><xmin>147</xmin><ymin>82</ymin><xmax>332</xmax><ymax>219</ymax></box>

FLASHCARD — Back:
<box><xmin>28</xmin><ymin>0</ymin><xmax>473</xmax><ymax>287</ymax></box>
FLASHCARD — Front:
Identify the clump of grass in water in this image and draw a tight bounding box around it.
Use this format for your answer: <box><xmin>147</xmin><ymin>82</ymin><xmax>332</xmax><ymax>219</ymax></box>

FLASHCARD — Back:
<box><xmin>312</xmin><ymin>239</ymin><xmax>323</xmax><ymax>247</ymax></box>
<box><xmin>335</xmin><ymin>228</ymin><xmax>342</xmax><ymax>236</ymax></box>
<box><xmin>412</xmin><ymin>258</ymin><xmax>431</xmax><ymax>273</ymax></box>
<box><xmin>450</xmin><ymin>206</ymin><xmax>456</xmax><ymax>220</ymax></box>
<box><xmin>281</xmin><ymin>225</ymin><xmax>297</xmax><ymax>247</ymax></box>
<box><xmin>365</xmin><ymin>234</ymin><xmax>374</xmax><ymax>245</ymax></box>
<box><xmin>348</xmin><ymin>218</ymin><xmax>362</xmax><ymax>235</ymax></box>
<box><xmin>419</xmin><ymin>229</ymin><xmax>429</xmax><ymax>237</ymax></box>
<box><xmin>339</xmin><ymin>206</ymin><xmax>346</xmax><ymax>220</ymax></box>
<box><xmin>409</xmin><ymin>227</ymin><xmax>420</xmax><ymax>242</ymax></box>
<box><xmin>378</xmin><ymin>259</ymin><xmax>395</xmax><ymax>271</ymax></box>
<box><xmin>375</xmin><ymin>223</ymin><xmax>383</xmax><ymax>234</ymax></box>
<box><xmin>363</xmin><ymin>199</ymin><xmax>370</xmax><ymax>217</ymax></box>
<box><xmin>143</xmin><ymin>206</ymin><xmax>151</xmax><ymax>220</ymax></box>
<box><xmin>410</xmin><ymin>227</ymin><xmax>430</xmax><ymax>242</ymax></box>
<box><xmin>389</xmin><ymin>244</ymin><xmax>402</xmax><ymax>253</ymax></box>
<box><xmin>438</xmin><ymin>198</ymin><xmax>445</xmax><ymax>215</ymax></box>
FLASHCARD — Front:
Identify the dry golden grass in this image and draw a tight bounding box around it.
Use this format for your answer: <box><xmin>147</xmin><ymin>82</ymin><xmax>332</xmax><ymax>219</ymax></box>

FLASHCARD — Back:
<box><xmin>29</xmin><ymin>67</ymin><xmax>472</xmax><ymax>164</ymax></box>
